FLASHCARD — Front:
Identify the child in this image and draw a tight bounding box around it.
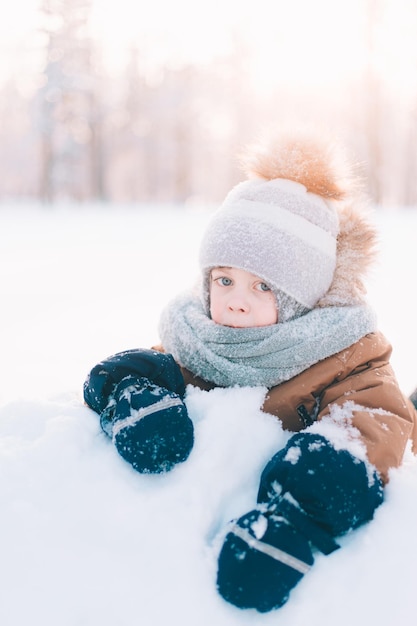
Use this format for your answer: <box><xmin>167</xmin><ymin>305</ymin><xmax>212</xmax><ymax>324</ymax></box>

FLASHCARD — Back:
<box><xmin>83</xmin><ymin>132</ymin><xmax>417</xmax><ymax>613</ymax></box>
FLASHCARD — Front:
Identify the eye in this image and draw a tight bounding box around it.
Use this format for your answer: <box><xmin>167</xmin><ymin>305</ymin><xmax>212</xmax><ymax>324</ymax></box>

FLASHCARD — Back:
<box><xmin>257</xmin><ymin>282</ymin><xmax>271</xmax><ymax>292</ymax></box>
<box><xmin>217</xmin><ymin>276</ymin><xmax>232</xmax><ymax>287</ymax></box>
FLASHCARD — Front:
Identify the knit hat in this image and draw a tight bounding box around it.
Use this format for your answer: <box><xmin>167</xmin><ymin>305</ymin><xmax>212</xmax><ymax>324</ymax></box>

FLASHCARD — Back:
<box><xmin>199</xmin><ymin>134</ymin><xmax>351</xmax><ymax>323</ymax></box>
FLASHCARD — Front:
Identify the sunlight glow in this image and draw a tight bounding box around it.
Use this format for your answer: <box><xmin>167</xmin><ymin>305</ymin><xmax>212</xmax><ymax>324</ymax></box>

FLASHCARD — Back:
<box><xmin>90</xmin><ymin>0</ymin><xmax>370</xmax><ymax>90</ymax></box>
<box><xmin>1</xmin><ymin>0</ymin><xmax>417</xmax><ymax>102</ymax></box>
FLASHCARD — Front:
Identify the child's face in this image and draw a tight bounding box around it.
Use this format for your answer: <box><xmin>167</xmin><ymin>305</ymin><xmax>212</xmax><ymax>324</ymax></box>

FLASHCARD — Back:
<box><xmin>210</xmin><ymin>267</ymin><xmax>278</xmax><ymax>328</ymax></box>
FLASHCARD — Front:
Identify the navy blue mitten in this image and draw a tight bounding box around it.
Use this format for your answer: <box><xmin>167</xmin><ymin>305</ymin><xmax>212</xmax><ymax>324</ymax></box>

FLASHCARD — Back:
<box><xmin>83</xmin><ymin>349</ymin><xmax>186</xmax><ymax>414</ymax></box>
<box><xmin>217</xmin><ymin>508</ymin><xmax>313</xmax><ymax>613</ymax></box>
<box><xmin>257</xmin><ymin>433</ymin><xmax>384</xmax><ymax>537</ymax></box>
<box><xmin>105</xmin><ymin>376</ymin><xmax>194</xmax><ymax>473</ymax></box>
<box><xmin>217</xmin><ymin>433</ymin><xmax>384</xmax><ymax>612</ymax></box>
<box><xmin>84</xmin><ymin>350</ymin><xmax>193</xmax><ymax>473</ymax></box>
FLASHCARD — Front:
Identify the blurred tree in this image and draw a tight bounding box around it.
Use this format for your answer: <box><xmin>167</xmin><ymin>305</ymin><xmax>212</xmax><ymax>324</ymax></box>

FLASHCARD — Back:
<box><xmin>363</xmin><ymin>0</ymin><xmax>384</xmax><ymax>205</ymax></box>
<box><xmin>403</xmin><ymin>104</ymin><xmax>417</xmax><ymax>206</ymax></box>
<box><xmin>0</xmin><ymin>80</ymin><xmax>38</xmax><ymax>199</ymax></box>
<box><xmin>37</xmin><ymin>0</ymin><xmax>105</xmax><ymax>202</ymax></box>
<box><xmin>2</xmin><ymin>0</ymin><xmax>417</xmax><ymax>207</ymax></box>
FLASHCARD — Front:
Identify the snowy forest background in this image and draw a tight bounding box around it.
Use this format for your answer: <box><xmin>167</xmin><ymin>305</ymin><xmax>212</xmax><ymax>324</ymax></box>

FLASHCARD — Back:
<box><xmin>2</xmin><ymin>0</ymin><xmax>417</xmax><ymax>207</ymax></box>
<box><xmin>2</xmin><ymin>3</ymin><xmax>417</xmax><ymax>625</ymax></box>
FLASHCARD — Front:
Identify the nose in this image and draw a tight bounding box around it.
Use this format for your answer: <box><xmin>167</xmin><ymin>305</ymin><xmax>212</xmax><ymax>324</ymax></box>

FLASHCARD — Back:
<box><xmin>227</xmin><ymin>295</ymin><xmax>250</xmax><ymax>314</ymax></box>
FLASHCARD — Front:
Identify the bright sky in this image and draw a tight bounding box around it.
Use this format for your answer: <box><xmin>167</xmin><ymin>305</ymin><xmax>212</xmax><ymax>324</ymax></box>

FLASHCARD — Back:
<box><xmin>1</xmin><ymin>0</ymin><xmax>417</xmax><ymax>97</ymax></box>
<box><xmin>89</xmin><ymin>0</ymin><xmax>370</xmax><ymax>88</ymax></box>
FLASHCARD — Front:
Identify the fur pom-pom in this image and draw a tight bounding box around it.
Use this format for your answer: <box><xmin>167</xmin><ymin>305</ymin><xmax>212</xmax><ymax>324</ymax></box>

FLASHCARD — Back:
<box><xmin>237</xmin><ymin>128</ymin><xmax>377</xmax><ymax>307</ymax></box>
<box><xmin>240</xmin><ymin>131</ymin><xmax>355</xmax><ymax>200</ymax></box>
<box><xmin>317</xmin><ymin>201</ymin><xmax>379</xmax><ymax>307</ymax></box>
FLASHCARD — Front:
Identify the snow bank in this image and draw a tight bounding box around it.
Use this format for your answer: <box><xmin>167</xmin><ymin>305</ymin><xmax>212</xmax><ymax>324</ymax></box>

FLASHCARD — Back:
<box><xmin>0</xmin><ymin>204</ymin><xmax>416</xmax><ymax>626</ymax></box>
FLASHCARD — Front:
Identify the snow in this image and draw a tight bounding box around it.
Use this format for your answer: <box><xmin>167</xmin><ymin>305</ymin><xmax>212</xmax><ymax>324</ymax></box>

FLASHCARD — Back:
<box><xmin>0</xmin><ymin>203</ymin><xmax>417</xmax><ymax>626</ymax></box>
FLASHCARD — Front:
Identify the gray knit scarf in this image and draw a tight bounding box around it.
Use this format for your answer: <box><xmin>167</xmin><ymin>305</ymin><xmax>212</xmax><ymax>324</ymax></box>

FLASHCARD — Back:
<box><xmin>158</xmin><ymin>291</ymin><xmax>377</xmax><ymax>388</ymax></box>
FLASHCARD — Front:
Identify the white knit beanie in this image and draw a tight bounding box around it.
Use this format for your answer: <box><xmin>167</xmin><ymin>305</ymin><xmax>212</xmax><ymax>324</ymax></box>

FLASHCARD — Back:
<box><xmin>199</xmin><ymin>134</ymin><xmax>346</xmax><ymax>323</ymax></box>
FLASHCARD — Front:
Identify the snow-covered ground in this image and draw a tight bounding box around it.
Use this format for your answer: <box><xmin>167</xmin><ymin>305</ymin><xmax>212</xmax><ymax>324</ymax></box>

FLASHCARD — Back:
<box><xmin>0</xmin><ymin>203</ymin><xmax>416</xmax><ymax>626</ymax></box>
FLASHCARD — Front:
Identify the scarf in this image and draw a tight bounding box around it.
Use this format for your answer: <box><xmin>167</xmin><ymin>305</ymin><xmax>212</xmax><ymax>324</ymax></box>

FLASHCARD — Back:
<box><xmin>158</xmin><ymin>291</ymin><xmax>377</xmax><ymax>388</ymax></box>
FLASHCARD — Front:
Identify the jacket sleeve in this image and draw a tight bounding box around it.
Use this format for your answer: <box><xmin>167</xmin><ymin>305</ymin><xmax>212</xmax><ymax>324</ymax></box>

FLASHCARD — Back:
<box><xmin>319</xmin><ymin>343</ymin><xmax>415</xmax><ymax>482</ymax></box>
<box><xmin>263</xmin><ymin>333</ymin><xmax>417</xmax><ymax>483</ymax></box>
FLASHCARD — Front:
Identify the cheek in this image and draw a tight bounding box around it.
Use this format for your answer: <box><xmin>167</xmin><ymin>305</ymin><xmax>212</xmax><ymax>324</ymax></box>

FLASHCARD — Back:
<box><xmin>260</xmin><ymin>293</ymin><xmax>278</xmax><ymax>324</ymax></box>
<box><xmin>209</xmin><ymin>287</ymin><xmax>221</xmax><ymax>321</ymax></box>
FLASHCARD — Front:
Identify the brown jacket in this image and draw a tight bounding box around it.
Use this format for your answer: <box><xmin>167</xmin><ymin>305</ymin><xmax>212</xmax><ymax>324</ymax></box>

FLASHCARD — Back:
<box><xmin>156</xmin><ymin>149</ymin><xmax>417</xmax><ymax>483</ymax></box>
<box><xmin>169</xmin><ymin>331</ymin><xmax>417</xmax><ymax>484</ymax></box>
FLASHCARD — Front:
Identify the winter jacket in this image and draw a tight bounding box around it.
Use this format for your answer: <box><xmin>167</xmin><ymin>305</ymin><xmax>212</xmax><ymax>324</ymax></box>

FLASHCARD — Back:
<box><xmin>154</xmin><ymin>145</ymin><xmax>417</xmax><ymax>483</ymax></box>
<box><xmin>157</xmin><ymin>331</ymin><xmax>417</xmax><ymax>484</ymax></box>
